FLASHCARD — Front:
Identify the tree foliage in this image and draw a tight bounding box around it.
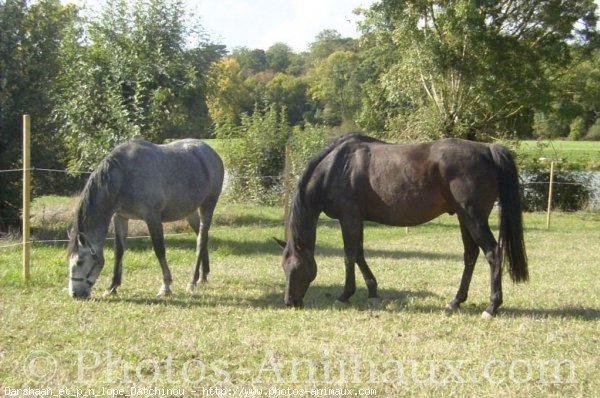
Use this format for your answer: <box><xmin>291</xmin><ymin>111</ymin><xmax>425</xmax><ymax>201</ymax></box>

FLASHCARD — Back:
<box><xmin>359</xmin><ymin>0</ymin><xmax>598</xmax><ymax>140</ymax></box>
<box><xmin>55</xmin><ymin>0</ymin><xmax>207</xmax><ymax>170</ymax></box>
<box><xmin>307</xmin><ymin>50</ymin><xmax>362</xmax><ymax>125</ymax></box>
<box><xmin>0</xmin><ymin>0</ymin><xmax>78</xmax><ymax>231</ymax></box>
<box><xmin>206</xmin><ymin>57</ymin><xmax>252</xmax><ymax>132</ymax></box>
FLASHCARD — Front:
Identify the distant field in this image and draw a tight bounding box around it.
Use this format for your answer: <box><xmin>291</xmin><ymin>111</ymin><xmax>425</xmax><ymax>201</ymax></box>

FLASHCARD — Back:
<box><xmin>1</xmin><ymin>201</ymin><xmax>599</xmax><ymax>396</ymax></box>
<box><xmin>517</xmin><ymin>140</ymin><xmax>600</xmax><ymax>169</ymax></box>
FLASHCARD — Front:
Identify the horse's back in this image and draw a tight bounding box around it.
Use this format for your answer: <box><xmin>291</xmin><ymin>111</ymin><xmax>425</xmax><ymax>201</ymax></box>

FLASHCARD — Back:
<box><xmin>313</xmin><ymin>135</ymin><xmax>499</xmax><ymax>226</ymax></box>
<box><xmin>109</xmin><ymin>139</ymin><xmax>224</xmax><ymax>221</ymax></box>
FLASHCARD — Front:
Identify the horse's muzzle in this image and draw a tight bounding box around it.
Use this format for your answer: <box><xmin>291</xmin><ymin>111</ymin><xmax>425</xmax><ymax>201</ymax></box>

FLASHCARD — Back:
<box><xmin>70</xmin><ymin>289</ymin><xmax>91</xmax><ymax>300</ymax></box>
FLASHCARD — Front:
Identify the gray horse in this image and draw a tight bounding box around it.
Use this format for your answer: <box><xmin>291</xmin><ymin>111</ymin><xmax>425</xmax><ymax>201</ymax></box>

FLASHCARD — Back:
<box><xmin>67</xmin><ymin>139</ymin><xmax>224</xmax><ymax>299</ymax></box>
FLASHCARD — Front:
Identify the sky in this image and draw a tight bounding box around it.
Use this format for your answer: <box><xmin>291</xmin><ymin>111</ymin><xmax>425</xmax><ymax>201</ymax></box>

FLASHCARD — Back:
<box><xmin>70</xmin><ymin>0</ymin><xmax>377</xmax><ymax>52</ymax></box>
<box><xmin>192</xmin><ymin>0</ymin><xmax>376</xmax><ymax>52</ymax></box>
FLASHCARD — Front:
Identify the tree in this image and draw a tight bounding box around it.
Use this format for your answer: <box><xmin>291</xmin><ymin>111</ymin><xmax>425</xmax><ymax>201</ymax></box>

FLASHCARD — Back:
<box><xmin>309</xmin><ymin>29</ymin><xmax>356</xmax><ymax>61</ymax></box>
<box><xmin>0</xmin><ymin>0</ymin><xmax>78</xmax><ymax>231</ymax></box>
<box><xmin>534</xmin><ymin>48</ymin><xmax>600</xmax><ymax>139</ymax></box>
<box><xmin>307</xmin><ymin>50</ymin><xmax>362</xmax><ymax>125</ymax></box>
<box><xmin>266</xmin><ymin>42</ymin><xmax>293</xmax><ymax>72</ymax></box>
<box><xmin>265</xmin><ymin>73</ymin><xmax>312</xmax><ymax>125</ymax></box>
<box><xmin>359</xmin><ymin>0</ymin><xmax>598</xmax><ymax>140</ymax></box>
<box><xmin>206</xmin><ymin>57</ymin><xmax>252</xmax><ymax>133</ymax></box>
<box><xmin>232</xmin><ymin>47</ymin><xmax>268</xmax><ymax>75</ymax></box>
<box><xmin>55</xmin><ymin>0</ymin><xmax>203</xmax><ymax>170</ymax></box>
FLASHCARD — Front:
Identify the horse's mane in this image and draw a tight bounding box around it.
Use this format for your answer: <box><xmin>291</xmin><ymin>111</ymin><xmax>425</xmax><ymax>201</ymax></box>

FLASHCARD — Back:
<box><xmin>67</xmin><ymin>153</ymin><xmax>124</xmax><ymax>256</ymax></box>
<box><xmin>288</xmin><ymin>133</ymin><xmax>381</xmax><ymax>246</ymax></box>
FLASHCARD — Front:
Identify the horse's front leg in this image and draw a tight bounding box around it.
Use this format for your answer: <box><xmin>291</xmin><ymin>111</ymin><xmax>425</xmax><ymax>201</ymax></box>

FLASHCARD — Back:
<box><xmin>105</xmin><ymin>215</ymin><xmax>128</xmax><ymax>297</ymax></box>
<box><xmin>146</xmin><ymin>215</ymin><xmax>172</xmax><ymax>297</ymax></box>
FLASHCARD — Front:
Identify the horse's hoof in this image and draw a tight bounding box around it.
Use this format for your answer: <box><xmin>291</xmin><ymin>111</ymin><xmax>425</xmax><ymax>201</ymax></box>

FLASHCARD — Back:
<box><xmin>367</xmin><ymin>297</ymin><xmax>382</xmax><ymax>308</ymax></box>
<box><xmin>103</xmin><ymin>288</ymin><xmax>117</xmax><ymax>298</ymax></box>
<box><xmin>481</xmin><ymin>310</ymin><xmax>495</xmax><ymax>320</ymax></box>
<box><xmin>446</xmin><ymin>302</ymin><xmax>460</xmax><ymax>311</ymax></box>
<box><xmin>186</xmin><ymin>283</ymin><xmax>197</xmax><ymax>295</ymax></box>
<box><xmin>157</xmin><ymin>287</ymin><xmax>172</xmax><ymax>298</ymax></box>
<box><xmin>334</xmin><ymin>300</ymin><xmax>349</xmax><ymax>309</ymax></box>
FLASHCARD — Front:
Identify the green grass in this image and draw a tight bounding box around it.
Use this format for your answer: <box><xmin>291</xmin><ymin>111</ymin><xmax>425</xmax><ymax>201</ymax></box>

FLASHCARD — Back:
<box><xmin>1</xmin><ymin>204</ymin><xmax>599</xmax><ymax>396</ymax></box>
<box><xmin>517</xmin><ymin>140</ymin><xmax>600</xmax><ymax>170</ymax></box>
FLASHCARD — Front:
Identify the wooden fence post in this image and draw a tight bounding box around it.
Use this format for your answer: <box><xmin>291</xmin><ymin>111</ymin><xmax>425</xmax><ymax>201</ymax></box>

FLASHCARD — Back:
<box><xmin>22</xmin><ymin>115</ymin><xmax>31</xmax><ymax>281</ymax></box>
<box><xmin>546</xmin><ymin>160</ymin><xmax>555</xmax><ymax>230</ymax></box>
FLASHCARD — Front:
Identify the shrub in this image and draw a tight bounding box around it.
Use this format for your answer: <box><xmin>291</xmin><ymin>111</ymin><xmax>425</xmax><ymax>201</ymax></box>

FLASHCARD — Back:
<box><xmin>288</xmin><ymin>124</ymin><xmax>334</xmax><ymax>177</ymax></box>
<box><xmin>585</xmin><ymin>119</ymin><xmax>600</xmax><ymax>141</ymax></box>
<box><xmin>218</xmin><ymin>106</ymin><xmax>290</xmax><ymax>204</ymax></box>
<box><xmin>522</xmin><ymin>169</ymin><xmax>592</xmax><ymax>211</ymax></box>
<box><xmin>568</xmin><ymin>117</ymin><xmax>586</xmax><ymax>141</ymax></box>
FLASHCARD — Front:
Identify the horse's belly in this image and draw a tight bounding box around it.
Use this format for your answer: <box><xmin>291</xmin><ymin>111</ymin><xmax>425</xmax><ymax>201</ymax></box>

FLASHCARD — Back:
<box><xmin>365</xmin><ymin>190</ymin><xmax>451</xmax><ymax>227</ymax></box>
<box><xmin>367</xmin><ymin>204</ymin><xmax>447</xmax><ymax>227</ymax></box>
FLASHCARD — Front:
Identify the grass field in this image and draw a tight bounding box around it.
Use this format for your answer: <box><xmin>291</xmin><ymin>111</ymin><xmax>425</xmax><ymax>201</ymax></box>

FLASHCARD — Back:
<box><xmin>1</xmin><ymin>201</ymin><xmax>599</xmax><ymax>397</ymax></box>
<box><xmin>517</xmin><ymin>140</ymin><xmax>600</xmax><ymax>170</ymax></box>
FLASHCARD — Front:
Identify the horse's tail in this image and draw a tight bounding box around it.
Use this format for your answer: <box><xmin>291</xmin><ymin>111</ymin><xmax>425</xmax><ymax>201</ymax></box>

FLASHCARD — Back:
<box><xmin>489</xmin><ymin>144</ymin><xmax>529</xmax><ymax>283</ymax></box>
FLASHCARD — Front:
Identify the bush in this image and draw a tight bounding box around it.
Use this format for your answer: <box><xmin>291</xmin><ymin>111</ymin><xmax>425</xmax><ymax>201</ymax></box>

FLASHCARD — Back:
<box><xmin>522</xmin><ymin>169</ymin><xmax>592</xmax><ymax>211</ymax></box>
<box><xmin>585</xmin><ymin>119</ymin><xmax>600</xmax><ymax>141</ymax></box>
<box><xmin>218</xmin><ymin>106</ymin><xmax>290</xmax><ymax>204</ymax></box>
<box><xmin>568</xmin><ymin>117</ymin><xmax>586</xmax><ymax>141</ymax></box>
<box><xmin>288</xmin><ymin>124</ymin><xmax>334</xmax><ymax>176</ymax></box>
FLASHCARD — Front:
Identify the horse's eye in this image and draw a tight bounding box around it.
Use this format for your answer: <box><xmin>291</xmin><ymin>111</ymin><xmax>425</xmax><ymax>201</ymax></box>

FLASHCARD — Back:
<box><xmin>76</xmin><ymin>260</ymin><xmax>83</xmax><ymax>267</ymax></box>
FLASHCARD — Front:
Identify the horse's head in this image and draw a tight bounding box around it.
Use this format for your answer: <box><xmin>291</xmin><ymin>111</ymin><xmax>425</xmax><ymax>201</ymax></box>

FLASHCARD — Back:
<box><xmin>275</xmin><ymin>238</ymin><xmax>317</xmax><ymax>307</ymax></box>
<box><xmin>67</xmin><ymin>231</ymin><xmax>104</xmax><ymax>299</ymax></box>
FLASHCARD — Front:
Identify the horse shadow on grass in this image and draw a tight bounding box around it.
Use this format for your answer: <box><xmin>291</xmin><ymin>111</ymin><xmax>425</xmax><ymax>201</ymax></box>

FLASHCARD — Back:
<box><xmin>123</xmin><ymin>235</ymin><xmax>463</xmax><ymax>262</ymax></box>
<box><xmin>102</xmin><ymin>284</ymin><xmax>600</xmax><ymax>321</ymax></box>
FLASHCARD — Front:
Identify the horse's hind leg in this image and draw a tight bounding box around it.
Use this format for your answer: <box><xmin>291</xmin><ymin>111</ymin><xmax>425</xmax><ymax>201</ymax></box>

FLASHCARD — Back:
<box><xmin>461</xmin><ymin>214</ymin><xmax>503</xmax><ymax>317</ymax></box>
<box><xmin>105</xmin><ymin>215</ymin><xmax>128</xmax><ymax>296</ymax></box>
<box><xmin>146</xmin><ymin>214</ymin><xmax>172</xmax><ymax>297</ymax></box>
<box><xmin>447</xmin><ymin>217</ymin><xmax>479</xmax><ymax>310</ymax></box>
<box><xmin>187</xmin><ymin>199</ymin><xmax>216</xmax><ymax>293</ymax></box>
<box><xmin>356</xmin><ymin>228</ymin><xmax>379</xmax><ymax>302</ymax></box>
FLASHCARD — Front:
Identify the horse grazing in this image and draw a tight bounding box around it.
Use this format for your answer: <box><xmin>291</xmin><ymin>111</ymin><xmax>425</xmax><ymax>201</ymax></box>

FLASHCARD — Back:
<box><xmin>276</xmin><ymin>133</ymin><xmax>528</xmax><ymax>317</ymax></box>
<box><xmin>68</xmin><ymin>139</ymin><xmax>224</xmax><ymax>299</ymax></box>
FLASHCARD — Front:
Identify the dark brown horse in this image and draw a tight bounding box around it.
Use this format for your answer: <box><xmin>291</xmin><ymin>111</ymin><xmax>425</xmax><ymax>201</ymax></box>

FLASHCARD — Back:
<box><xmin>276</xmin><ymin>133</ymin><xmax>528</xmax><ymax>317</ymax></box>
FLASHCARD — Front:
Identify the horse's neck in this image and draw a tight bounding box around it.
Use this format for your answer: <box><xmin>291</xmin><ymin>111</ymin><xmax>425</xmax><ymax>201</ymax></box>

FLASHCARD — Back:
<box><xmin>78</xmin><ymin>190</ymin><xmax>114</xmax><ymax>249</ymax></box>
<box><xmin>288</xmin><ymin>196</ymin><xmax>320</xmax><ymax>253</ymax></box>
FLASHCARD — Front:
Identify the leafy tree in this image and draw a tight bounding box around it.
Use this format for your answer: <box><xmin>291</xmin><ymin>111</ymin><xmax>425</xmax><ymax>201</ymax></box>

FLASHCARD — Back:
<box><xmin>309</xmin><ymin>29</ymin><xmax>356</xmax><ymax>61</ymax></box>
<box><xmin>359</xmin><ymin>0</ymin><xmax>598</xmax><ymax>140</ymax></box>
<box><xmin>55</xmin><ymin>0</ymin><xmax>203</xmax><ymax>170</ymax></box>
<box><xmin>206</xmin><ymin>57</ymin><xmax>252</xmax><ymax>134</ymax></box>
<box><xmin>182</xmin><ymin>43</ymin><xmax>228</xmax><ymax>136</ymax></box>
<box><xmin>231</xmin><ymin>47</ymin><xmax>268</xmax><ymax>75</ymax></box>
<box><xmin>265</xmin><ymin>73</ymin><xmax>312</xmax><ymax>125</ymax></box>
<box><xmin>0</xmin><ymin>0</ymin><xmax>78</xmax><ymax>231</ymax></box>
<box><xmin>534</xmin><ymin>49</ymin><xmax>600</xmax><ymax>139</ymax></box>
<box><xmin>286</xmin><ymin>51</ymin><xmax>311</xmax><ymax>76</ymax></box>
<box><xmin>266</xmin><ymin>42</ymin><xmax>293</xmax><ymax>72</ymax></box>
<box><xmin>307</xmin><ymin>50</ymin><xmax>362</xmax><ymax>124</ymax></box>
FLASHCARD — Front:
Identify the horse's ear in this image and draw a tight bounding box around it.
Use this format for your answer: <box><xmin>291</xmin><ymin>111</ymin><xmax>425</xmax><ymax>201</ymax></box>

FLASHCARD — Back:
<box><xmin>273</xmin><ymin>237</ymin><xmax>287</xmax><ymax>249</ymax></box>
<box><xmin>67</xmin><ymin>229</ymin><xmax>72</xmax><ymax>240</ymax></box>
<box><xmin>77</xmin><ymin>232</ymin><xmax>88</xmax><ymax>247</ymax></box>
